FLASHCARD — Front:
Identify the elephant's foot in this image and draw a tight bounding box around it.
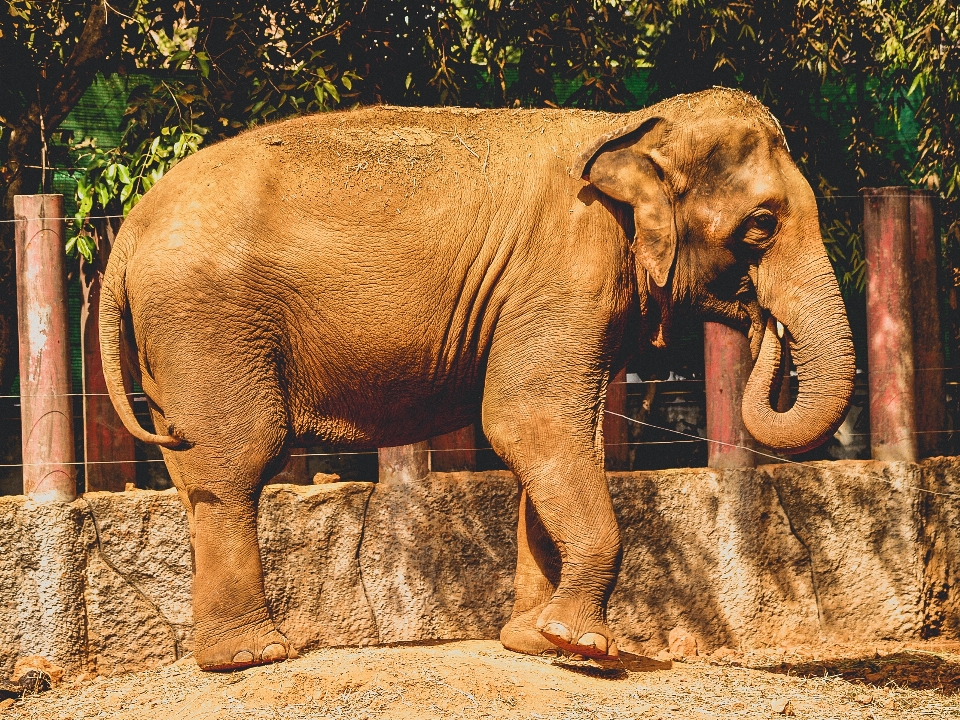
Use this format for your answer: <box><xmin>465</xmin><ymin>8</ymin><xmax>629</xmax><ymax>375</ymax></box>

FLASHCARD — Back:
<box><xmin>195</xmin><ymin>622</ymin><xmax>291</xmax><ymax>671</ymax></box>
<box><xmin>536</xmin><ymin>597</ymin><xmax>618</xmax><ymax>661</ymax></box>
<box><xmin>500</xmin><ymin>606</ymin><xmax>565</xmax><ymax>657</ymax></box>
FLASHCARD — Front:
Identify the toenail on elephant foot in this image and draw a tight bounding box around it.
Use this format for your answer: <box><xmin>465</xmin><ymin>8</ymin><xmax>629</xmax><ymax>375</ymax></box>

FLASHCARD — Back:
<box><xmin>261</xmin><ymin>643</ymin><xmax>287</xmax><ymax>663</ymax></box>
<box><xmin>539</xmin><ymin>621</ymin><xmax>572</xmax><ymax>644</ymax></box>
<box><xmin>577</xmin><ymin>632</ymin><xmax>615</xmax><ymax>657</ymax></box>
<box><xmin>536</xmin><ymin>603</ymin><xmax>618</xmax><ymax>661</ymax></box>
<box><xmin>539</xmin><ymin>622</ymin><xmax>618</xmax><ymax>660</ymax></box>
<box><xmin>196</xmin><ymin>627</ymin><xmax>291</xmax><ymax>671</ymax></box>
<box><xmin>231</xmin><ymin>651</ymin><xmax>255</xmax><ymax>665</ymax></box>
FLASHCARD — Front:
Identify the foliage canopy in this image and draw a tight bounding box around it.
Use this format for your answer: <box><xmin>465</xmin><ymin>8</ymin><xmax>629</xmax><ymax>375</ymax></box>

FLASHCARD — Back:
<box><xmin>0</xmin><ymin>0</ymin><xmax>958</xmax><ymax>380</ymax></box>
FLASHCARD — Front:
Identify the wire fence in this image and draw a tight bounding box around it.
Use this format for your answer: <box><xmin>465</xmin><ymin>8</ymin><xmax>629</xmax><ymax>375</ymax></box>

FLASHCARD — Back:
<box><xmin>0</xmin><ymin>368</ymin><xmax>956</xmax><ymax>469</ymax></box>
<box><xmin>1</xmin><ymin>196</ymin><xmax>957</xmax><ymax>493</ymax></box>
<box><xmin>2</xmin><ymin>409</ymin><xmax>954</xmax><ymax>499</ymax></box>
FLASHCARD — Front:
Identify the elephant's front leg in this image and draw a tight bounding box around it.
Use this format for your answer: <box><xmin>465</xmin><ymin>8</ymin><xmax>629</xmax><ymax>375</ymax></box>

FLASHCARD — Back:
<box><xmin>483</xmin><ymin>367</ymin><xmax>622</xmax><ymax>660</ymax></box>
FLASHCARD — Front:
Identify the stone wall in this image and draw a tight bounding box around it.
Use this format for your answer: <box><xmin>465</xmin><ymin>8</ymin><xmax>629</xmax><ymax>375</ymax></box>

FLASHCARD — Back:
<box><xmin>3</xmin><ymin>457</ymin><xmax>960</xmax><ymax>678</ymax></box>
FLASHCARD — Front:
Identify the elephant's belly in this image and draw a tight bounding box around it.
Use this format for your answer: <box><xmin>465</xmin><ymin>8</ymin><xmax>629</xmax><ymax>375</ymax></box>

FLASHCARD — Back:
<box><xmin>290</xmin><ymin>383</ymin><xmax>482</xmax><ymax>450</ymax></box>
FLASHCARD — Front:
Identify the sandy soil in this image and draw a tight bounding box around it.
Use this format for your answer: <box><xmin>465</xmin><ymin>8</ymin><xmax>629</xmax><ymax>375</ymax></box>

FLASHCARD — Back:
<box><xmin>5</xmin><ymin>640</ymin><xmax>960</xmax><ymax>719</ymax></box>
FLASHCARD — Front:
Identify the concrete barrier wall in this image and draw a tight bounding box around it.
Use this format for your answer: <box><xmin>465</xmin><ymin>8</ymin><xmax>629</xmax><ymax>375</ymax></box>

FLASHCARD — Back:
<box><xmin>3</xmin><ymin>457</ymin><xmax>960</xmax><ymax>678</ymax></box>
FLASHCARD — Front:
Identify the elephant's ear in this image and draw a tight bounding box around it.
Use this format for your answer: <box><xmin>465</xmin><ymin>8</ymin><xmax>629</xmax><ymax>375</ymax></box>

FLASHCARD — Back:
<box><xmin>577</xmin><ymin>117</ymin><xmax>676</xmax><ymax>288</ymax></box>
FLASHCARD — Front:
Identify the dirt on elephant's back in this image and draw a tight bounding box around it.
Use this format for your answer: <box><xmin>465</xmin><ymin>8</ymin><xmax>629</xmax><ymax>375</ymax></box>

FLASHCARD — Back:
<box><xmin>7</xmin><ymin>640</ymin><xmax>960</xmax><ymax>719</ymax></box>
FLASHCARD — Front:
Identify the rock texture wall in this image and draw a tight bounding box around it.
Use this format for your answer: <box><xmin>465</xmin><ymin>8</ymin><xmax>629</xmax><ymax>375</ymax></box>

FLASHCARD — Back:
<box><xmin>2</xmin><ymin>458</ymin><xmax>960</xmax><ymax>678</ymax></box>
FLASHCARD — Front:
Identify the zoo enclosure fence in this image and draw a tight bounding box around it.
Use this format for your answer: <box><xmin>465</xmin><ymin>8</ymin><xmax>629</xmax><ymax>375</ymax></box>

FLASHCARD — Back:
<box><xmin>0</xmin><ymin>188</ymin><xmax>955</xmax><ymax>499</ymax></box>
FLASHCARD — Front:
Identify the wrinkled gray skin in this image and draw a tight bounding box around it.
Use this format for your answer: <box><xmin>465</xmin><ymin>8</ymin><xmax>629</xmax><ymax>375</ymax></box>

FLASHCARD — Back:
<box><xmin>100</xmin><ymin>89</ymin><xmax>855</xmax><ymax>670</ymax></box>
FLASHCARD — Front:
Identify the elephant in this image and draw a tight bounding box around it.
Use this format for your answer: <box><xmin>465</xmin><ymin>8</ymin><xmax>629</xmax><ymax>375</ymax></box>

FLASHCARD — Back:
<box><xmin>99</xmin><ymin>88</ymin><xmax>855</xmax><ymax>671</ymax></box>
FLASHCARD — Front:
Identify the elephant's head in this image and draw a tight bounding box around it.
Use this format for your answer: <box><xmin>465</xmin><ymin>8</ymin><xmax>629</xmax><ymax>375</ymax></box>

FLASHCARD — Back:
<box><xmin>575</xmin><ymin>89</ymin><xmax>855</xmax><ymax>453</ymax></box>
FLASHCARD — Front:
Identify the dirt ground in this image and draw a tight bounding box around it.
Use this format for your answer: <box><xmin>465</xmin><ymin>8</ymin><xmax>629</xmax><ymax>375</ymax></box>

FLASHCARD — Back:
<box><xmin>5</xmin><ymin>639</ymin><xmax>960</xmax><ymax>719</ymax></box>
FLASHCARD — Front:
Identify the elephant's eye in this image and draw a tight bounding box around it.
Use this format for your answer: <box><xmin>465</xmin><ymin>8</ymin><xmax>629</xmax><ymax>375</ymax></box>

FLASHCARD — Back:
<box><xmin>742</xmin><ymin>211</ymin><xmax>778</xmax><ymax>247</ymax></box>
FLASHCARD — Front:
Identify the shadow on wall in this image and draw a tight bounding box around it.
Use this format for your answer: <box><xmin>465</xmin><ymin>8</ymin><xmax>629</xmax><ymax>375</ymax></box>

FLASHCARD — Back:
<box><xmin>3</xmin><ymin>459</ymin><xmax>960</xmax><ymax>680</ymax></box>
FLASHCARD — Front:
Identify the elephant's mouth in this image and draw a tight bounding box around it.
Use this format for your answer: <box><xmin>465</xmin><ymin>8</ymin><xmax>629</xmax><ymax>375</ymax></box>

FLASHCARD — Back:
<box><xmin>693</xmin><ymin>267</ymin><xmax>761</xmax><ymax>347</ymax></box>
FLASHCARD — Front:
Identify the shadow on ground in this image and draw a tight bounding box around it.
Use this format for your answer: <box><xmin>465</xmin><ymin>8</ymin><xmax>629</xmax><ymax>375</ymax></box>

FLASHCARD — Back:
<box><xmin>758</xmin><ymin>651</ymin><xmax>960</xmax><ymax>694</ymax></box>
<box><xmin>552</xmin><ymin>651</ymin><xmax>672</xmax><ymax>680</ymax></box>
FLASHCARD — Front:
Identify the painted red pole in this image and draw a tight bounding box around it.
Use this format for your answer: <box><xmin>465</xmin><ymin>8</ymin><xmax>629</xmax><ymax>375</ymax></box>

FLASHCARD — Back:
<box><xmin>429</xmin><ymin>425</ymin><xmax>477</xmax><ymax>472</ymax></box>
<box><xmin>80</xmin><ymin>215</ymin><xmax>136</xmax><ymax>491</ymax></box>
<box><xmin>14</xmin><ymin>195</ymin><xmax>77</xmax><ymax>501</ymax></box>
<box><xmin>863</xmin><ymin>187</ymin><xmax>918</xmax><ymax>462</ymax></box>
<box><xmin>603</xmin><ymin>368</ymin><xmax>629</xmax><ymax>470</ymax></box>
<box><xmin>379</xmin><ymin>441</ymin><xmax>430</xmax><ymax>484</ymax></box>
<box><xmin>908</xmin><ymin>189</ymin><xmax>946</xmax><ymax>458</ymax></box>
<box><xmin>704</xmin><ymin>321</ymin><xmax>755</xmax><ymax>469</ymax></box>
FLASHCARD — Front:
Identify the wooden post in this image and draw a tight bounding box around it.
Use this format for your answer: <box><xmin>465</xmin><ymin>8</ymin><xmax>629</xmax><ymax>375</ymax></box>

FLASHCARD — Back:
<box><xmin>908</xmin><ymin>189</ymin><xmax>947</xmax><ymax>458</ymax></box>
<box><xmin>80</xmin><ymin>214</ymin><xmax>137</xmax><ymax>492</ymax></box>
<box><xmin>603</xmin><ymin>368</ymin><xmax>629</xmax><ymax>470</ymax></box>
<box><xmin>379</xmin><ymin>441</ymin><xmax>430</xmax><ymax>484</ymax></box>
<box><xmin>429</xmin><ymin>425</ymin><xmax>476</xmax><ymax>472</ymax></box>
<box><xmin>704</xmin><ymin>321</ymin><xmax>755</xmax><ymax>469</ymax></box>
<box><xmin>269</xmin><ymin>447</ymin><xmax>310</xmax><ymax>484</ymax></box>
<box><xmin>863</xmin><ymin>187</ymin><xmax>918</xmax><ymax>462</ymax></box>
<box><xmin>14</xmin><ymin>195</ymin><xmax>76</xmax><ymax>502</ymax></box>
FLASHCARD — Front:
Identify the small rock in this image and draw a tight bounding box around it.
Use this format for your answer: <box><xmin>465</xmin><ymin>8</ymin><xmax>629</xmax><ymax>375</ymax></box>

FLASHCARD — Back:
<box><xmin>17</xmin><ymin>671</ymin><xmax>51</xmax><ymax>696</ymax></box>
<box><xmin>312</xmin><ymin>472</ymin><xmax>342</xmax><ymax>484</ymax></box>
<box><xmin>770</xmin><ymin>698</ymin><xmax>795</xmax><ymax>715</ymax></box>
<box><xmin>854</xmin><ymin>693</ymin><xmax>873</xmax><ymax>705</ymax></box>
<box><xmin>13</xmin><ymin>656</ymin><xmax>63</xmax><ymax>687</ymax></box>
<box><xmin>0</xmin><ymin>698</ymin><xmax>14</xmax><ymax>711</ymax></box>
<box><xmin>864</xmin><ymin>670</ymin><xmax>886</xmax><ymax>683</ymax></box>
<box><xmin>880</xmin><ymin>697</ymin><xmax>896</xmax><ymax>709</ymax></box>
<box><xmin>124</xmin><ymin>482</ymin><xmax>137</xmax><ymax>491</ymax></box>
<box><xmin>668</xmin><ymin>628</ymin><xmax>698</xmax><ymax>658</ymax></box>
<box><xmin>668</xmin><ymin>704</ymin><xmax>682</xmax><ymax>711</ymax></box>
<box><xmin>654</xmin><ymin>650</ymin><xmax>673</xmax><ymax>662</ymax></box>
<box><xmin>710</xmin><ymin>647</ymin><xmax>735</xmax><ymax>661</ymax></box>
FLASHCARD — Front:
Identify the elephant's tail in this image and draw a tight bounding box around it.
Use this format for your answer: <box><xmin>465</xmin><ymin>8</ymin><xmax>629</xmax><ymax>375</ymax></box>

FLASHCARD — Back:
<box><xmin>100</xmin><ymin>245</ymin><xmax>183</xmax><ymax>448</ymax></box>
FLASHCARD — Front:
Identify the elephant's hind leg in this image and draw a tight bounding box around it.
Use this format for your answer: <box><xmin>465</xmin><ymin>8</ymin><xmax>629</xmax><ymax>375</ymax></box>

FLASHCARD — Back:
<box><xmin>500</xmin><ymin>487</ymin><xmax>563</xmax><ymax>656</ymax></box>
<box><xmin>162</xmin><ymin>413</ymin><xmax>291</xmax><ymax>671</ymax></box>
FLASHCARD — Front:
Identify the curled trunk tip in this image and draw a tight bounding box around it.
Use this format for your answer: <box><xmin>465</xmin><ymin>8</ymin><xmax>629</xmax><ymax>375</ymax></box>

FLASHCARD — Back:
<box><xmin>742</xmin><ymin>316</ymin><xmax>855</xmax><ymax>454</ymax></box>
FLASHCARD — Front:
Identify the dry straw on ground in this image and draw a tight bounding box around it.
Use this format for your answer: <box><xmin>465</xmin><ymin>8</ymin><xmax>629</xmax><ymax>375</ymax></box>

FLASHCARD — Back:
<box><xmin>5</xmin><ymin>639</ymin><xmax>960</xmax><ymax>719</ymax></box>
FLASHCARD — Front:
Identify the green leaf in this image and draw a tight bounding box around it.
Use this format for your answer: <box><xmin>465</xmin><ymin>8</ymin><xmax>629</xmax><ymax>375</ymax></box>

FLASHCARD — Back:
<box><xmin>77</xmin><ymin>234</ymin><xmax>96</xmax><ymax>264</ymax></box>
<box><xmin>170</xmin><ymin>50</ymin><xmax>191</xmax><ymax>69</ymax></box>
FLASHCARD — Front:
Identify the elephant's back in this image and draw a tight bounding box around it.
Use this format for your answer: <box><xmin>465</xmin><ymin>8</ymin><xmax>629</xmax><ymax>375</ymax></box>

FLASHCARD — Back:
<box><xmin>120</xmin><ymin>105</ymin><xmax>639</xmax><ymax>249</ymax></box>
<box><xmin>113</xmin><ymin>104</ymin><xmax>643</xmax><ymax>345</ymax></box>
<box><xmin>143</xmin><ymin>105</ymin><xmax>637</xmax><ymax>197</ymax></box>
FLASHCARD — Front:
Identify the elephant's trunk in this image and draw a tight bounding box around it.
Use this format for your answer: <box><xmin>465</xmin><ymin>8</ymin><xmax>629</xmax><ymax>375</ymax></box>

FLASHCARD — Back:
<box><xmin>741</xmin><ymin>240</ymin><xmax>856</xmax><ymax>454</ymax></box>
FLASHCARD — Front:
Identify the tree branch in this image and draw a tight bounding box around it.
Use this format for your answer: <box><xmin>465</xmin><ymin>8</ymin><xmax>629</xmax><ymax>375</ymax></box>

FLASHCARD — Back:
<box><xmin>43</xmin><ymin>3</ymin><xmax>127</xmax><ymax>130</ymax></box>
